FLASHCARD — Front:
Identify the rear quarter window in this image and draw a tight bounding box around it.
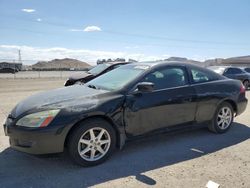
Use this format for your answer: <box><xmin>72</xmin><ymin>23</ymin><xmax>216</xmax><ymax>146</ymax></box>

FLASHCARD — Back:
<box><xmin>190</xmin><ymin>67</ymin><xmax>222</xmax><ymax>84</ymax></box>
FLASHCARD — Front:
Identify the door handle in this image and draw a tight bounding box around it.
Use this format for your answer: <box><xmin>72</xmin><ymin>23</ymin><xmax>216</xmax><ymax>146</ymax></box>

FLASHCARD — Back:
<box><xmin>175</xmin><ymin>94</ymin><xmax>193</xmax><ymax>102</ymax></box>
<box><xmin>185</xmin><ymin>98</ymin><xmax>192</xmax><ymax>102</ymax></box>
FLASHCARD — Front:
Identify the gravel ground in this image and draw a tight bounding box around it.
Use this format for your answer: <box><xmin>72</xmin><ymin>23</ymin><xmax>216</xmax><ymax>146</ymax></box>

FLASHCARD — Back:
<box><xmin>0</xmin><ymin>78</ymin><xmax>249</xmax><ymax>188</ymax></box>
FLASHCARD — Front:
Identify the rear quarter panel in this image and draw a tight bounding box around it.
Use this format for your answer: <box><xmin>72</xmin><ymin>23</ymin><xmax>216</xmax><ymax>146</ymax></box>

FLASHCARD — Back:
<box><xmin>193</xmin><ymin>79</ymin><xmax>240</xmax><ymax>122</ymax></box>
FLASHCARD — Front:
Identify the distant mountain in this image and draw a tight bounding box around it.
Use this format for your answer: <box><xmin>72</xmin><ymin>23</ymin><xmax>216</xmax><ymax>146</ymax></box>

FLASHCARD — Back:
<box><xmin>165</xmin><ymin>55</ymin><xmax>250</xmax><ymax>67</ymax></box>
<box><xmin>222</xmin><ymin>55</ymin><xmax>250</xmax><ymax>65</ymax></box>
<box><xmin>166</xmin><ymin>57</ymin><xmax>188</xmax><ymax>61</ymax></box>
<box><xmin>205</xmin><ymin>56</ymin><xmax>250</xmax><ymax>67</ymax></box>
<box><xmin>164</xmin><ymin>57</ymin><xmax>204</xmax><ymax>66</ymax></box>
<box><xmin>29</xmin><ymin>55</ymin><xmax>250</xmax><ymax>71</ymax></box>
<box><xmin>32</xmin><ymin>58</ymin><xmax>91</xmax><ymax>70</ymax></box>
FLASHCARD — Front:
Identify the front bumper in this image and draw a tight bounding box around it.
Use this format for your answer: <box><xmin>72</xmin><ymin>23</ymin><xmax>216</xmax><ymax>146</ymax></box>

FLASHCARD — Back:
<box><xmin>4</xmin><ymin>123</ymin><xmax>67</xmax><ymax>155</ymax></box>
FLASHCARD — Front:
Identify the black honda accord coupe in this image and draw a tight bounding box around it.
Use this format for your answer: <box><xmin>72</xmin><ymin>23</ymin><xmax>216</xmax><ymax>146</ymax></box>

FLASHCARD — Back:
<box><xmin>3</xmin><ymin>61</ymin><xmax>248</xmax><ymax>166</ymax></box>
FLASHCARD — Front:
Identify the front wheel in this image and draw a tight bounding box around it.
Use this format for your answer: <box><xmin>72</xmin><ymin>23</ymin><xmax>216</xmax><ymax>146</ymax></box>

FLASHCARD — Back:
<box><xmin>208</xmin><ymin>102</ymin><xmax>234</xmax><ymax>133</ymax></box>
<box><xmin>67</xmin><ymin>119</ymin><xmax>116</xmax><ymax>166</ymax></box>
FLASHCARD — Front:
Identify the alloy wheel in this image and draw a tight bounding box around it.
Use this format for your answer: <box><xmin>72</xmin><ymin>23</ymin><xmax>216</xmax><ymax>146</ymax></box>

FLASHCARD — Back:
<box><xmin>77</xmin><ymin>127</ymin><xmax>111</xmax><ymax>161</ymax></box>
<box><xmin>217</xmin><ymin>106</ymin><xmax>232</xmax><ymax>130</ymax></box>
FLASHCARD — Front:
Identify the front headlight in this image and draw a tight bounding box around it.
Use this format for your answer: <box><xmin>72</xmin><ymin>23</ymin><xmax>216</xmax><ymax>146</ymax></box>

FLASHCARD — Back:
<box><xmin>16</xmin><ymin>110</ymin><xmax>60</xmax><ymax>128</ymax></box>
<box><xmin>64</xmin><ymin>80</ymin><xmax>69</xmax><ymax>86</ymax></box>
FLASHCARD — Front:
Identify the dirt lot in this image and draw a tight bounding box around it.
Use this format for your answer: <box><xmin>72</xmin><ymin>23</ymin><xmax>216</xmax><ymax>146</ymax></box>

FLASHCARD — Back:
<box><xmin>0</xmin><ymin>79</ymin><xmax>249</xmax><ymax>188</ymax></box>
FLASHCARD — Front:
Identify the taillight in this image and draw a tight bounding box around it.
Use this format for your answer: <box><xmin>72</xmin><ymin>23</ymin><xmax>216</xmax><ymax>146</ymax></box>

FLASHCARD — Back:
<box><xmin>240</xmin><ymin>83</ymin><xmax>246</xmax><ymax>94</ymax></box>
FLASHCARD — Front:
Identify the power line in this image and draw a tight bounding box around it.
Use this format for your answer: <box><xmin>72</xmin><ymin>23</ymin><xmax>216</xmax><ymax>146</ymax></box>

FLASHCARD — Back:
<box><xmin>102</xmin><ymin>30</ymin><xmax>250</xmax><ymax>46</ymax></box>
<box><xmin>1</xmin><ymin>15</ymin><xmax>250</xmax><ymax>47</ymax></box>
<box><xmin>0</xmin><ymin>58</ymin><xmax>40</xmax><ymax>61</ymax></box>
<box><xmin>1</xmin><ymin>26</ymin><xmax>250</xmax><ymax>51</ymax></box>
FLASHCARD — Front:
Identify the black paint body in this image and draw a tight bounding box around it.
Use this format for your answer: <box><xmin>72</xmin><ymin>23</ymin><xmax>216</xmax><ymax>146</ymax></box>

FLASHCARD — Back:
<box><xmin>4</xmin><ymin>62</ymin><xmax>248</xmax><ymax>154</ymax></box>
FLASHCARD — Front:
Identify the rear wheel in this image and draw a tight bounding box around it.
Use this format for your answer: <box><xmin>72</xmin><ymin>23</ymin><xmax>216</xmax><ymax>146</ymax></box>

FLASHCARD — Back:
<box><xmin>208</xmin><ymin>102</ymin><xmax>234</xmax><ymax>133</ymax></box>
<box><xmin>67</xmin><ymin>119</ymin><xmax>116</xmax><ymax>166</ymax></box>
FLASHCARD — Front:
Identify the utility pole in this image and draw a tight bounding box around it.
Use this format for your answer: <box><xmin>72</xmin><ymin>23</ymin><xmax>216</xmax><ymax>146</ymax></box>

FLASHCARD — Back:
<box><xmin>60</xmin><ymin>62</ymin><xmax>62</xmax><ymax>79</ymax></box>
<box><xmin>18</xmin><ymin>49</ymin><xmax>22</xmax><ymax>64</ymax></box>
<box><xmin>13</xmin><ymin>60</ymin><xmax>16</xmax><ymax>79</ymax></box>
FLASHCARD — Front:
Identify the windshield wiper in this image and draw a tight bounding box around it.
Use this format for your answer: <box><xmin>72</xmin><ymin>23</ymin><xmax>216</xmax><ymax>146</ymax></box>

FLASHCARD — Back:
<box><xmin>87</xmin><ymin>84</ymin><xmax>97</xmax><ymax>89</ymax></box>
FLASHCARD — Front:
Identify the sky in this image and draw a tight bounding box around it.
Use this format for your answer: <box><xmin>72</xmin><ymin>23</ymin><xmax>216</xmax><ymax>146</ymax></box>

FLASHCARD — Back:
<box><xmin>1</xmin><ymin>0</ymin><xmax>250</xmax><ymax>65</ymax></box>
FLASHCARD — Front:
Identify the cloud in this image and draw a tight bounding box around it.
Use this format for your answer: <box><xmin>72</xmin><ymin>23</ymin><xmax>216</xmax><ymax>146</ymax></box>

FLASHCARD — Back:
<box><xmin>36</xmin><ymin>18</ymin><xmax>42</xmax><ymax>22</ymax></box>
<box><xmin>70</xmin><ymin>26</ymin><xmax>102</xmax><ymax>32</ymax></box>
<box><xmin>84</xmin><ymin>26</ymin><xmax>101</xmax><ymax>32</ymax></box>
<box><xmin>125</xmin><ymin>45</ymin><xmax>139</xmax><ymax>49</ymax></box>
<box><xmin>69</xmin><ymin>29</ymin><xmax>84</xmax><ymax>32</ymax></box>
<box><xmin>21</xmin><ymin>9</ymin><xmax>36</xmax><ymax>13</ymax></box>
<box><xmin>0</xmin><ymin>45</ymin><xmax>166</xmax><ymax>65</ymax></box>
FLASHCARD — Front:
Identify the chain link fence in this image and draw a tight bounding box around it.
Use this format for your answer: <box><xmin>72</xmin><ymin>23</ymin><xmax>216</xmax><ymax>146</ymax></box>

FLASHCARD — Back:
<box><xmin>0</xmin><ymin>71</ymin><xmax>85</xmax><ymax>79</ymax></box>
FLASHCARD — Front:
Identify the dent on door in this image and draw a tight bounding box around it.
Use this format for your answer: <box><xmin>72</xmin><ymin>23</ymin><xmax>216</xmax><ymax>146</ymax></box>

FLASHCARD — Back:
<box><xmin>124</xmin><ymin>86</ymin><xmax>197</xmax><ymax>137</ymax></box>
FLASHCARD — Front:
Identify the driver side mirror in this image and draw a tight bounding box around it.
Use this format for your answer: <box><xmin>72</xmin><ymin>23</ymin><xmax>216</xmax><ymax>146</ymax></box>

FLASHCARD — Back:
<box><xmin>136</xmin><ymin>82</ymin><xmax>154</xmax><ymax>93</ymax></box>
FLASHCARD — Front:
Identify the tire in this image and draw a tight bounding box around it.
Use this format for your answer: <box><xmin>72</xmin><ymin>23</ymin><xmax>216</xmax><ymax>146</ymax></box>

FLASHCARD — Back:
<box><xmin>208</xmin><ymin>102</ymin><xmax>234</xmax><ymax>133</ymax></box>
<box><xmin>243</xmin><ymin>80</ymin><xmax>249</xmax><ymax>89</ymax></box>
<box><xmin>67</xmin><ymin>118</ymin><xmax>116</xmax><ymax>166</ymax></box>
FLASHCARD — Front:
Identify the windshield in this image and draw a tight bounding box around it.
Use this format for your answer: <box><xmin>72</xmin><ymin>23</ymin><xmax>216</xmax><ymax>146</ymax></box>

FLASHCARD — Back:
<box><xmin>88</xmin><ymin>63</ymin><xmax>110</xmax><ymax>75</ymax></box>
<box><xmin>87</xmin><ymin>64</ymin><xmax>150</xmax><ymax>91</ymax></box>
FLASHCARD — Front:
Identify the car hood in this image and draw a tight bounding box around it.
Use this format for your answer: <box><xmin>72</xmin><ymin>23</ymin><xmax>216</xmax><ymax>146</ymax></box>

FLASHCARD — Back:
<box><xmin>68</xmin><ymin>71</ymin><xmax>92</xmax><ymax>80</ymax></box>
<box><xmin>11</xmin><ymin>85</ymin><xmax>108</xmax><ymax>118</ymax></box>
